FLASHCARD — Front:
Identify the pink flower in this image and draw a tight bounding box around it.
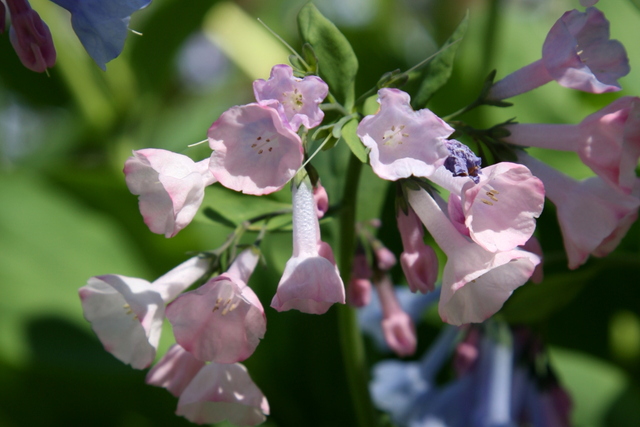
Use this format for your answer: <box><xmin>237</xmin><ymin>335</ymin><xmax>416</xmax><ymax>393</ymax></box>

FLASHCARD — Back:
<box><xmin>374</xmin><ymin>245</ymin><xmax>397</xmax><ymax>271</ymax></box>
<box><xmin>376</xmin><ymin>274</ymin><xmax>417</xmax><ymax>357</ymax></box>
<box><xmin>271</xmin><ymin>178</ymin><xmax>345</xmax><ymax>314</ymax></box>
<box><xmin>407</xmin><ymin>187</ymin><xmax>540</xmax><ymax>325</ymax></box>
<box><xmin>313</xmin><ymin>180</ymin><xmax>329</xmax><ymax>218</ymax></box>
<box><xmin>146</xmin><ymin>344</ymin><xmax>205</xmax><ymax>397</ymax></box>
<box><xmin>207</xmin><ymin>103</ymin><xmax>304</xmax><ymax>195</ymax></box>
<box><xmin>6</xmin><ymin>0</ymin><xmax>56</xmax><ymax>72</ymax></box>
<box><xmin>79</xmin><ymin>256</ymin><xmax>210</xmax><ymax>369</ymax></box>
<box><xmin>176</xmin><ymin>362</ymin><xmax>269</xmax><ymax>426</ymax></box>
<box><xmin>489</xmin><ymin>8</ymin><xmax>629</xmax><ymax>100</ymax></box>
<box><xmin>347</xmin><ymin>252</ymin><xmax>373</xmax><ymax>307</ymax></box>
<box><xmin>522</xmin><ymin>236</ymin><xmax>544</xmax><ymax>284</ymax></box>
<box><xmin>357</xmin><ymin>88</ymin><xmax>452</xmax><ymax>181</ymax></box>
<box><xmin>505</xmin><ymin>97</ymin><xmax>640</xmax><ymax>194</ymax></box>
<box><xmin>518</xmin><ymin>152</ymin><xmax>640</xmax><ymax>269</ymax></box>
<box><xmin>253</xmin><ymin>64</ymin><xmax>328</xmax><ymax>131</ymax></box>
<box><xmin>124</xmin><ymin>149</ymin><xmax>217</xmax><ymax>238</ymax></box>
<box><xmin>166</xmin><ymin>249</ymin><xmax>266</xmax><ymax>363</ymax></box>
<box><xmin>397</xmin><ymin>205</ymin><xmax>439</xmax><ymax>293</ymax></box>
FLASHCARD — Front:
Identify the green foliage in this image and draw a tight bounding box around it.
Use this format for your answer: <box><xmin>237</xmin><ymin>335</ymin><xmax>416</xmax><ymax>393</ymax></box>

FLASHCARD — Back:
<box><xmin>297</xmin><ymin>3</ymin><xmax>359</xmax><ymax>109</ymax></box>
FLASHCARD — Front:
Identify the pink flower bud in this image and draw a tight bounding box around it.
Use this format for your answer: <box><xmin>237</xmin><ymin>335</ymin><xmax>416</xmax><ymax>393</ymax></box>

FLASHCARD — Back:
<box><xmin>375</xmin><ymin>245</ymin><xmax>397</xmax><ymax>271</ymax></box>
<box><xmin>313</xmin><ymin>181</ymin><xmax>329</xmax><ymax>218</ymax></box>
<box><xmin>397</xmin><ymin>205</ymin><xmax>438</xmax><ymax>293</ymax></box>
<box><xmin>7</xmin><ymin>0</ymin><xmax>56</xmax><ymax>72</ymax></box>
<box><xmin>376</xmin><ymin>274</ymin><xmax>417</xmax><ymax>357</ymax></box>
<box><xmin>347</xmin><ymin>278</ymin><xmax>372</xmax><ymax>308</ymax></box>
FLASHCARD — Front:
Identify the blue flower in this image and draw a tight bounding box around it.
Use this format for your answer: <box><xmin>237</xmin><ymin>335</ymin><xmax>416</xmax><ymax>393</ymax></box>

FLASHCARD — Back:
<box><xmin>50</xmin><ymin>0</ymin><xmax>151</xmax><ymax>70</ymax></box>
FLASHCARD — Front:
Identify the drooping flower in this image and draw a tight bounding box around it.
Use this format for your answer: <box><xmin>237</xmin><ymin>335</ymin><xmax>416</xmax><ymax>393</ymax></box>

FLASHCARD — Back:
<box><xmin>124</xmin><ymin>149</ymin><xmax>216</xmax><ymax>238</ymax></box>
<box><xmin>6</xmin><ymin>0</ymin><xmax>56</xmax><ymax>72</ymax></box>
<box><xmin>407</xmin><ymin>187</ymin><xmax>540</xmax><ymax>325</ymax></box>
<box><xmin>505</xmin><ymin>96</ymin><xmax>640</xmax><ymax>194</ymax></box>
<box><xmin>357</xmin><ymin>88</ymin><xmax>452</xmax><ymax>181</ymax></box>
<box><xmin>253</xmin><ymin>64</ymin><xmax>328</xmax><ymax>131</ymax></box>
<box><xmin>375</xmin><ymin>274</ymin><xmax>417</xmax><ymax>357</ymax></box>
<box><xmin>430</xmin><ymin>163</ymin><xmax>545</xmax><ymax>253</ymax></box>
<box><xmin>166</xmin><ymin>249</ymin><xmax>266</xmax><ymax>363</ymax></box>
<box><xmin>517</xmin><ymin>151</ymin><xmax>640</xmax><ymax>269</ymax></box>
<box><xmin>397</xmin><ymin>204</ymin><xmax>439</xmax><ymax>294</ymax></box>
<box><xmin>146</xmin><ymin>344</ymin><xmax>205</xmax><ymax>397</ymax></box>
<box><xmin>176</xmin><ymin>362</ymin><xmax>269</xmax><ymax>426</ymax></box>
<box><xmin>79</xmin><ymin>256</ymin><xmax>210</xmax><ymax>369</ymax></box>
<box><xmin>489</xmin><ymin>7</ymin><xmax>629</xmax><ymax>100</ymax></box>
<box><xmin>50</xmin><ymin>0</ymin><xmax>151</xmax><ymax>70</ymax></box>
<box><xmin>208</xmin><ymin>103</ymin><xmax>304</xmax><ymax>195</ymax></box>
<box><xmin>271</xmin><ymin>177</ymin><xmax>345</xmax><ymax>314</ymax></box>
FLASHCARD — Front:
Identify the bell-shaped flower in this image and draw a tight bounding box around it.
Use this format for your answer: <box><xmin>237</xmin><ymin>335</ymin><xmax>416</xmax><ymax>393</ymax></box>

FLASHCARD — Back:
<box><xmin>430</xmin><ymin>163</ymin><xmax>545</xmax><ymax>253</ymax></box>
<box><xmin>176</xmin><ymin>362</ymin><xmax>269</xmax><ymax>426</ymax></box>
<box><xmin>505</xmin><ymin>97</ymin><xmax>640</xmax><ymax>194</ymax></box>
<box><xmin>407</xmin><ymin>187</ymin><xmax>540</xmax><ymax>325</ymax></box>
<box><xmin>253</xmin><ymin>64</ymin><xmax>328</xmax><ymax>131</ymax></box>
<box><xmin>7</xmin><ymin>0</ymin><xmax>56</xmax><ymax>72</ymax></box>
<box><xmin>517</xmin><ymin>152</ymin><xmax>640</xmax><ymax>269</ymax></box>
<box><xmin>489</xmin><ymin>7</ymin><xmax>629</xmax><ymax>100</ymax></box>
<box><xmin>146</xmin><ymin>344</ymin><xmax>205</xmax><ymax>397</ymax></box>
<box><xmin>208</xmin><ymin>103</ymin><xmax>304</xmax><ymax>195</ymax></box>
<box><xmin>166</xmin><ymin>249</ymin><xmax>266</xmax><ymax>363</ymax></box>
<box><xmin>376</xmin><ymin>274</ymin><xmax>417</xmax><ymax>357</ymax></box>
<box><xmin>271</xmin><ymin>177</ymin><xmax>345</xmax><ymax>314</ymax></box>
<box><xmin>397</xmin><ymin>205</ymin><xmax>439</xmax><ymax>294</ymax></box>
<box><xmin>50</xmin><ymin>0</ymin><xmax>151</xmax><ymax>70</ymax></box>
<box><xmin>124</xmin><ymin>149</ymin><xmax>217</xmax><ymax>238</ymax></box>
<box><xmin>370</xmin><ymin>326</ymin><xmax>459</xmax><ymax>426</ymax></box>
<box><xmin>357</xmin><ymin>88</ymin><xmax>452</xmax><ymax>181</ymax></box>
<box><xmin>79</xmin><ymin>256</ymin><xmax>210</xmax><ymax>369</ymax></box>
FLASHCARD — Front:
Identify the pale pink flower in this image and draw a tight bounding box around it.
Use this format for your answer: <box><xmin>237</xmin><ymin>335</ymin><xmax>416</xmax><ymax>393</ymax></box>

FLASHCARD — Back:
<box><xmin>271</xmin><ymin>178</ymin><xmax>345</xmax><ymax>314</ymax></box>
<box><xmin>176</xmin><ymin>362</ymin><xmax>269</xmax><ymax>426</ymax></box>
<box><xmin>208</xmin><ymin>103</ymin><xmax>304</xmax><ymax>195</ymax></box>
<box><xmin>489</xmin><ymin>8</ymin><xmax>629</xmax><ymax>100</ymax></box>
<box><xmin>124</xmin><ymin>149</ymin><xmax>216</xmax><ymax>238</ymax></box>
<box><xmin>376</xmin><ymin>274</ymin><xmax>417</xmax><ymax>357</ymax></box>
<box><xmin>522</xmin><ymin>236</ymin><xmax>544</xmax><ymax>284</ymax></box>
<box><xmin>313</xmin><ymin>180</ymin><xmax>329</xmax><ymax>218</ymax></box>
<box><xmin>79</xmin><ymin>257</ymin><xmax>210</xmax><ymax>369</ymax></box>
<box><xmin>357</xmin><ymin>88</ymin><xmax>451</xmax><ymax>181</ymax></box>
<box><xmin>146</xmin><ymin>344</ymin><xmax>205</xmax><ymax>397</ymax></box>
<box><xmin>518</xmin><ymin>152</ymin><xmax>640</xmax><ymax>269</ymax></box>
<box><xmin>253</xmin><ymin>64</ymin><xmax>328</xmax><ymax>131</ymax></box>
<box><xmin>505</xmin><ymin>97</ymin><xmax>640</xmax><ymax>194</ymax></box>
<box><xmin>397</xmin><ymin>205</ymin><xmax>439</xmax><ymax>293</ymax></box>
<box><xmin>166</xmin><ymin>249</ymin><xmax>266</xmax><ymax>363</ymax></box>
<box><xmin>430</xmin><ymin>163</ymin><xmax>545</xmax><ymax>253</ymax></box>
<box><xmin>407</xmin><ymin>188</ymin><xmax>540</xmax><ymax>325</ymax></box>
<box><xmin>374</xmin><ymin>245</ymin><xmax>397</xmax><ymax>271</ymax></box>
<box><xmin>6</xmin><ymin>0</ymin><xmax>56</xmax><ymax>72</ymax></box>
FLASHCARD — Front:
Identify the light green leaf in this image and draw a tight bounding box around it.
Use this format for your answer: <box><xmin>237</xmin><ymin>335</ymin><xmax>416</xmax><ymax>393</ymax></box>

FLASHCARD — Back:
<box><xmin>339</xmin><ymin>118</ymin><xmax>369</xmax><ymax>163</ymax></box>
<box><xmin>413</xmin><ymin>11</ymin><xmax>469</xmax><ymax>109</ymax></box>
<box><xmin>297</xmin><ymin>3</ymin><xmax>359</xmax><ymax>109</ymax></box>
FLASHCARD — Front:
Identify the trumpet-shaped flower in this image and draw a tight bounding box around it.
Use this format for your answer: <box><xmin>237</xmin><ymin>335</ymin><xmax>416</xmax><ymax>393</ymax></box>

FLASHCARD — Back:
<box><xmin>397</xmin><ymin>205</ymin><xmax>439</xmax><ymax>293</ymax></box>
<box><xmin>271</xmin><ymin>178</ymin><xmax>345</xmax><ymax>314</ymax></box>
<box><xmin>253</xmin><ymin>64</ymin><xmax>328</xmax><ymax>131</ymax></box>
<box><xmin>79</xmin><ymin>256</ymin><xmax>210</xmax><ymax>369</ymax></box>
<box><xmin>166</xmin><ymin>249</ymin><xmax>266</xmax><ymax>363</ymax></box>
<box><xmin>357</xmin><ymin>88</ymin><xmax>452</xmax><ymax>181</ymax></box>
<box><xmin>146</xmin><ymin>344</ymin><xmax>205</xmax><ymax>397</ymax></box>
<box><xmin>489</xmin><ymin>8</ymin><xmax>629</xmax><ymax>100</ymax></box>
<box><xmin>50</xmin><ymin>0</ymin><xmax>151</xmax><ymax>70</ymax></box>
<box><xmin>7</xmin><ymin>0</ymin><xmax>56</xmax><ymax>72</ymax></box>
<box><xmin>176</xmin><ymin>362</ymin><xmax>269</xmax><ymax>426</ymax></box>
<box><xmin>124</xmin><ymin>149</ymin><xmax>216</xmax><ymax>238</ymax></box>
<box><xmin>208</xmin><ymin>103</ymin><xmax>304</xmax><ymax>195</ymax></box>
<box><xmin>518</xmin><ymin>152</ymin><xmax>640</xmax><ymax>269</ymax></box>
<box><xmin>407</xmin><ymin>187</ymin><xmax>540</xmax><ymax>325</ymax></box>
<box><xmin>506</xmin><ymin>97</ymin><xmax>640</xmax><ymax>194</ymax></box>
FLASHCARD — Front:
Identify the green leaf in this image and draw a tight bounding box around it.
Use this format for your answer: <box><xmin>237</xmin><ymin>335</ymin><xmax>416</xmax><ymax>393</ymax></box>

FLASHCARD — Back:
<box><xmin>339</xmin><ymin>118</ymin><xmax>369</xmax><ymax>163</ymax></box>
<box><xmin>413</xmin><ymin>11</ymin><xmax>469</xmax><ymax>109</ymax></box>
<box><xmin>297</xmin><ymin>3</ymin><xmax>359</xmax><ymax>109</ymax></box>
<box><xmin>629</xmin><ymin>0</ymin><xmax>640</xmax><ymax>12</ymax></box>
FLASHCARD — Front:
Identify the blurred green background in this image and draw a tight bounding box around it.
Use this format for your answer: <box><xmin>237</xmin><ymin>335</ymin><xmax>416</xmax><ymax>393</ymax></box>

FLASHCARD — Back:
<box><xmin>1</xmin><ymin>0</ymin><xmax>640</xmax><ymax>426</ymax></box>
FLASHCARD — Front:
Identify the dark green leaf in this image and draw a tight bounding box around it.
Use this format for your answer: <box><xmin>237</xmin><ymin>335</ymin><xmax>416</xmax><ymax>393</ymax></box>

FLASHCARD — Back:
<box><xmin>413</xmin><ymin>11</ymin><xmax>469</xmax><ymax>108</ymax></box>
<box><xmin>297</xmin><ymin>3</ymin><xmax>358</xmax><ymax>109</ymax></box>
<box><xmin>338</xmin><ymin>118</ymin><xmax>369</xmax><ymax>163</ymax></box>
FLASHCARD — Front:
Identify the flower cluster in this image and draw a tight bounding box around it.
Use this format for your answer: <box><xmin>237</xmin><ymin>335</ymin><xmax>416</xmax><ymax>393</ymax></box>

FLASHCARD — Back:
<box><xmin>2</xmin><ymin>0</ymin><xmax>150</xmax><ymax>72</ymax></box>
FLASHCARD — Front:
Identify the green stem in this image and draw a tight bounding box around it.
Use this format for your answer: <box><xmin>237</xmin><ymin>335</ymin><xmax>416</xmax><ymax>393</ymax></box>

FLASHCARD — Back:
<box><xmin>337</xmin><ymin>153</ymin><xmax>378</xmax><ymax>427</ymax></box>
<box><xmin>482</xmin><ymin>0</ymin><xmax>501</xmax><ymax>73</ymax></box>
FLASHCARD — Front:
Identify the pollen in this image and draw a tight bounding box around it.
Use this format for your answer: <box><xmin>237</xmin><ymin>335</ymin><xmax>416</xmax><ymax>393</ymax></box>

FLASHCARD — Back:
<box><xmin>481</xmin><ymin>199</ymin><xmax>494</xmax><ymax>206</ymax></box>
